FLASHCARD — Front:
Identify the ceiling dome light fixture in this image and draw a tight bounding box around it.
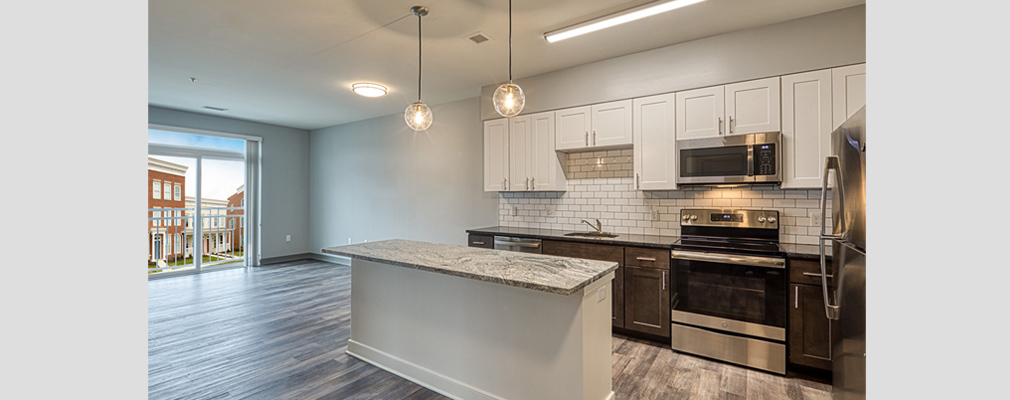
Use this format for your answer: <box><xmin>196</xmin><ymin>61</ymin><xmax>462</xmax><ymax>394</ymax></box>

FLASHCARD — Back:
<box><xmin>492</xmin><ymin>0</ymin><xmax>525</xmax><ymax>118</ymax></box>
<box><xmin>405</xmin><ymin>5</ymin><xmax>433</xmax><ymax>131</ymax></box>
<box><xmin>352</xmin><ymin>83</ymin><xmax>388</xmax><ymax>97</ymax></box>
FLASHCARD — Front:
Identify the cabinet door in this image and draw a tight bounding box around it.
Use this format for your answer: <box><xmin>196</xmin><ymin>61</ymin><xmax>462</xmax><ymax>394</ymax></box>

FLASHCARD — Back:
<box><xmin>789</xmin><ymin>283</ymin><xmax>833</xmax><ymax>370</ymax></box>
<box><xmin>725</xmin><ymin>77</ymin><xmax>781</xmax><ymax>135</ymax></box>
<box><xmin>555</xmin><ymin>106</ymin><xmax>592</xmax><ymax>151</ymax></box>
<box><xmin>781</xmin><ymin>70</ymin><xmax>832</xmax><ymax>189</ymax></box>
<box><xmin>675</xmin><ymin>86</ymin><xmax>725</xmax><ymax>140</ymax></box>
<box><xmin>633</xmin><ymin>93</ymin><xmax>677</xmax><ymax>190</ymax></box>
<box><xmin>483</xmin><ymin>119</ymin><xmax>509</xmax><ymax>191</ymax></box>
<box><xmin>529</xmin><ymin>111</ymin><xmax>565</xmax><ymax>191</ymax></box>
<box><xmin>623</xmin><ymin>265</ymin><xmax>670</xmax><ymax>337</ymax></box>
<box><xmin>832</xmin><ymin>63</ymin><xmax>866</xmax><ymax>129</ymax></box>
<box><xmin>509</xmin><ymin>115</ymin><xmax>531</xmax><ymax>191</ymax></box>
<box><xmin>591</xmin><ymin>100</ymin><xmax>633</xmax><ymax>147</ymax></box>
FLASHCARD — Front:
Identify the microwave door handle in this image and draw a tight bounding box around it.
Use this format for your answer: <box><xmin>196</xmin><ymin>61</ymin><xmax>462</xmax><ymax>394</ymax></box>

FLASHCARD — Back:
<box><xmin>818</xmin><ymin>155</ymin><xmax>844</xmax><ymax>321</ymax></box>
<box><xmin>747</xmin><ymin>146</ymin><xmax>754</xmax><ymax>176</ymax></box>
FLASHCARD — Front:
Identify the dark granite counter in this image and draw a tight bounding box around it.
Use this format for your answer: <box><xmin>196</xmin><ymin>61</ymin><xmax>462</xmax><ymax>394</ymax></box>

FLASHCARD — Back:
<box><xmin>780</xmin><ymin>243</ymin><xmax>832</xmax><ymax>261</ymax></box>
<box><xmin>322</xmin><ymin>239</ymin><xmax>617</xmax><ymax>296</ymax></box>
<box><xmin>466</xmin><ymin>226</ymin><xmax>678</xmax><ymax>249</ymax></box>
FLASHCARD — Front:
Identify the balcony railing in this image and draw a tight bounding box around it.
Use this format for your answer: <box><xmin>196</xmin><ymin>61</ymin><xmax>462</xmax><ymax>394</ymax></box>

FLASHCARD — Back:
<box><xmin>148</xmin><ymin>206</ymin><xmax>246</xmax><ymax>274</ymax></box>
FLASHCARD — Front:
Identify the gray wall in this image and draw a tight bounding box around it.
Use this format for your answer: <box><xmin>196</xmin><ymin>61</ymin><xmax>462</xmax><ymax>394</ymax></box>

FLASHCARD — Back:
<box><xmin>309</xmin><ymin>97</ymin><xmax>498</xmax><ymax>256</ymax></box>
<box><xmin>480</xmin><ymin>5</ymin><xmax>866</xmax><ymax>120</ymax></box>
<box><xmin>148</xmin><ymin>106</ymin><xmax>312</xmax><ymax>260</ymax></box>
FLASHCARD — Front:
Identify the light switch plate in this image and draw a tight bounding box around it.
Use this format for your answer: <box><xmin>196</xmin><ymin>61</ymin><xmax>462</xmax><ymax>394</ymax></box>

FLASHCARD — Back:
<box><xmin>597</xmin><ymin>286</ymin><xmax>607</xmax><ymax>302</ymax></box>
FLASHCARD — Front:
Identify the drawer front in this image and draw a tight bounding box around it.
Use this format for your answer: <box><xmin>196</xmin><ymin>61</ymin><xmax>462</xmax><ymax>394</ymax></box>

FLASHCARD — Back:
<box><xmin>625</xmin><ymin>247</ymin><xmax>670</xmax><ymax>270</ymax></box>
<box><xmin>788</xmin><ymin>258</ymin><xmax>833</xmax><ymax>286</ymax></box>
<box><xmin>467</xmin><ymin>234</ymin><xmax>494</xmax><ymax>249</ymax></box>
<box><xmin>542</xmin><ymin>240</ymin><xmax>623</xmax><ymax>264</ymax></box>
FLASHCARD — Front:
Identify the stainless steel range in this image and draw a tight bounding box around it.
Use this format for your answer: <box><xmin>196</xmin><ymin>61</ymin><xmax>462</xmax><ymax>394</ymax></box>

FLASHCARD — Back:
<box><xmin>670</xmin><ymin>208</ymin><xmax>787</xmax><ymax>374</ymax></box>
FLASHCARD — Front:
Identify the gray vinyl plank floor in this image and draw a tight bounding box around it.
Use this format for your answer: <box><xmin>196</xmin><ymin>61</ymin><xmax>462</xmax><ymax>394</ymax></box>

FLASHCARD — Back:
<box><xmin>149</xmin><ymin>259</ymin><xmax>832</xmax><ymax>399</ymax></box>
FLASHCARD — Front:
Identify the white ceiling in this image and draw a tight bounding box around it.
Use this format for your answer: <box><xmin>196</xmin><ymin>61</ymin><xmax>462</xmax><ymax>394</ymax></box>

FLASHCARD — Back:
<box><xmin>149</xmin><ymin>0</ymin><xmax>864</xmax><ymax>130</ymax></box>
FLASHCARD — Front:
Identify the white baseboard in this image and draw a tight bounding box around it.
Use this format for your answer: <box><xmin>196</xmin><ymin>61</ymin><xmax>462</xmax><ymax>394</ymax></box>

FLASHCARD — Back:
<box><xmin>346</xmin><ymin>339</ymin><xmax>500</xmax><ymax>400</ymax></box>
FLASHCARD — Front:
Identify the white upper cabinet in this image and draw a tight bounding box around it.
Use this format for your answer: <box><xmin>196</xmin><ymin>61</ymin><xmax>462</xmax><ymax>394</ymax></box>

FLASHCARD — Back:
<box><xmin>725</xmin><ymin>77</ymin><xmax>781</xmax><ymax>135</ymax></box>
<box><xmin>484</xmin><ymin>113</ymin><xmax>566</xmax><ymax>192</ymax></box>
<box><xmin>508</xmin><ymin>116</ymin><xmax>531</xmax><ymax>191</ymax></box>
<box><xmin>676</xmin><ymin>77</ymin><xmax>781</xmax><ymax>140</ymax></box>
<box><xmin>555</xmin><ymin>106</ymin><xmax>592</xmax><ymax>151</ymax></box>
<box><xmin>591</xmin><ymin>100</ymin><xmax>633</xmax><ymax>147</ymax></box>
<box><xmin>832</xmin><ymin>63</ymin><xmax>866</xmax><ymax>129</ymax></box>
<box><xmin>781</xmin><ymin>70</ymin><xmax>832</xmax><ymax>189</ymax></box>
<box><xmin>483</xmin><ymin>118</ymin><xmax>509</xmax><ymax>192</ymax></box>
<box><xmin>529</xmin><ymin>111</ymin><xmax>566</xmax><ymax>191</ymax></box>
<box><xmin>633</xmin><ymin>93</ymin><xmax>677</xmax><ymax>191</ymax></box>
<box><xmin>555</xmin><ymin>101</ymin><xmax>632</xmax><ymax>151</ymax></box>
<box><xmin>675</xmin><ymin>86</ymin><xmax>725</xmax><ymax>140</ymax></box>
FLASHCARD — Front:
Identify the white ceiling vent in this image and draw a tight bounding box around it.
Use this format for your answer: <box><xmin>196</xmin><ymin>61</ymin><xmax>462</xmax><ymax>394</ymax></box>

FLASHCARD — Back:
<box><xmin>465</xmin><ymin>32</ymin><xmax>492</xmax><ymax>44</ymax></box>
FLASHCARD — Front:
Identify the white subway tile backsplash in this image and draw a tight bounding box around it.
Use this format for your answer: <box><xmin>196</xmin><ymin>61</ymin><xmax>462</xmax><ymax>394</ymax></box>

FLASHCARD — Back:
<box><xmin>498</xmin><ymin>150</ymin><xmax>832</xmax><ymax>244</ymax></box>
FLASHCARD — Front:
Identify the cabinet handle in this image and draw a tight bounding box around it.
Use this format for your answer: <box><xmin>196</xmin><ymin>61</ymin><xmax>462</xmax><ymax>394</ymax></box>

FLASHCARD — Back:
<box><xmin>526</xmin><ymin>177</ymin><xmax>530</xmax><ymax>191</ymax></box>
<box><xmin>636</xmin><ymin>173</ymin><xmax>640</xmax><ymax>189</ymax></box>
<box><xmin>531</xmin><ymin>177</ymin><xmax>535</xmax><ymax>190</ymax></box>
<box><xmin>802</xmin><ymin>272</ymin><xmax>834</xmax><ymax>279</ymax></box>
<box><xmin>593</xmin><ymin>130</ymin><xmax>597</xmax><ymax>145</ymax></box>
<box><xmin>635</xmin><ymin>257</ymin><xmax>657</xmax><ymax>262</ymax></box>
<box><xmin>729</xmin><ymin>116</ymin><xmax>735</xmax><ymax>133</ymax></box>
<box><xmin>472</xmin><ymin>241</ymin><xmax>485</xmax><ymax>245</ymax></box>
<box><xmin>795</xmin><ymin>286</ymin><xmax>799</xmax><ymax>309</ymax></box>
<box><xmin>718</xmin><ymin>117</ymin><xmax>724</xmax><ymax>135</ymax></box>
<box><xmin>585</xmin><ymin>131</ymin><xmax>589</xmax><ymax>146</ymax></box>
<box><xmin>662</xmin><ymin>270</ymin><xmax>666</xmax><ymax>291</ymax></box>
<box><xmin>504</xmin><ymin>178</ymin><xmax>508</xmax><ymax>191</ymax></box>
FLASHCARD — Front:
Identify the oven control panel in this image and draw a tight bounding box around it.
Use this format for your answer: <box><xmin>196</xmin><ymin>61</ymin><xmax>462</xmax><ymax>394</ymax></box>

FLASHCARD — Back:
<box><xmin>680</xmin><ymin>209</ymin><xmax>779</xmax><ymax>229</ymax></box>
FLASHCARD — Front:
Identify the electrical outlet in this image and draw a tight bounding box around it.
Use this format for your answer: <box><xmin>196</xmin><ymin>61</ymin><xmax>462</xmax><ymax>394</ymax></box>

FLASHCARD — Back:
<box><xmin>348</xmin><ymin>238</ymin><xmax>352</xmax><ymax>244</ymax></box>
<box><xmin>512</xmin><ymin>205</ymin><xmax>518</xmax><ymax>216</ymax></box>
<box><xmin>811</xmin><ymin>210</ymin><xmax>822</xmax><ymax>226</ymax></box>
<box><xmin>546</xmin><ymin>205</ymin><xmax>556</xmax><ymax>216</ymax></box>
<box><xmin>651</xmin><ymin>207</ymin><xmax>660</xmax><ymax>221</ymax></box>
<box><xmin>286</xmin><ymin>235</ymin><xmax>291</xmax><ymax>242</ymax></box>
<box><xmin>597</xmin><ymin>286</ymin><xmax>607</xmax><ymax>302</ymax></box>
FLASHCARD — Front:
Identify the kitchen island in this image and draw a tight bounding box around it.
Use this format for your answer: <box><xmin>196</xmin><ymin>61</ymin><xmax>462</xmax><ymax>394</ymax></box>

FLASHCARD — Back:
<box><xmin>322</xmin><ymin>239</ymin><xmax>618</xmax><ymax>400</ymax></box>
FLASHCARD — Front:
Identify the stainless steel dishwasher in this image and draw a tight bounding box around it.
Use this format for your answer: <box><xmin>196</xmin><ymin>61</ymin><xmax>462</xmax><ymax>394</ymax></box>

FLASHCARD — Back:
<box><xmin>493</xmin><ymin>236</ymin><xmax>542</xmax><ymax>254</ymax></box>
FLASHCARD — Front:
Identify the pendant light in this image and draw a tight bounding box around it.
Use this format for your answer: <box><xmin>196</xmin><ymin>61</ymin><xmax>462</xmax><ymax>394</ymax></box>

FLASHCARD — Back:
<box><xmin>492</xmin><ymin>0</ymin><xmax>524</xmax><ymax>118</ymax></box>
<box><xmin>405</xmin><ymin>6</ymin><xmax>433</xmax><ymax>131</ymax></box>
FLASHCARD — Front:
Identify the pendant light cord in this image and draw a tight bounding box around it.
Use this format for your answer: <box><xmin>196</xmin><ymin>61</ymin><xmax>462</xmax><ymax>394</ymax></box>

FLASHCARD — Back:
<box><xmin>417</xmin><ymin>12</ymin><xmax>422</xmax><ymax>102</ymax></box>
<box><xmin>508</xmin><ymin>0</ymin><xmax>513</xmax><ymax>83</ymax></box>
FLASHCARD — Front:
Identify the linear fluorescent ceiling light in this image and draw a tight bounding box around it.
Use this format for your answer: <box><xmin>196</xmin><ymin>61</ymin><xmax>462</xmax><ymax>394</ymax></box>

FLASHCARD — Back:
<box><xmin>352</xmin><ymin>83</ymin><xmax>388</xmax><ymax>97</ymax></box>
<box><xmin>544</xmin><ymin>0</ymin><xmax>708</xmax><ymax>43</ymax></box>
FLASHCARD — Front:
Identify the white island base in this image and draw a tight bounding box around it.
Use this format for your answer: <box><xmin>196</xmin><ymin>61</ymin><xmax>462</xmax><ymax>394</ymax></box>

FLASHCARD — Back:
<box><xmin>346</xmin><ymin>259</ymin><xmax>615</xmax><ymax>400</ymax></box>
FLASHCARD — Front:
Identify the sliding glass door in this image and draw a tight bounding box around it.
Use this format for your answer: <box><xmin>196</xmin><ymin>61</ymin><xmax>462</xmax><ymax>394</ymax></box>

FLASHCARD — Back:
<box><xmin>148</xmin><ymin>128</ymin><xmax>259</xmax><ymax>277</ymax></box>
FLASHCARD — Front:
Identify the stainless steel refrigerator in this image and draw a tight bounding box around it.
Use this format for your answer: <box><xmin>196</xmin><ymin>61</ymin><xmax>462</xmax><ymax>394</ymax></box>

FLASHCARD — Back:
<box><xmin>819</xmin><ymin>106</ymin><xmax>866</xmax><ymax>400</ymax></box>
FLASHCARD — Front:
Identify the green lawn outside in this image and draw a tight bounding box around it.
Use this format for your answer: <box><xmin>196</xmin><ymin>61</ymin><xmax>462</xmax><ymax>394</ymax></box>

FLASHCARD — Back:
<box><xmin>148</xmin><ymin>252</ymin><xmax>245</xmax><ymax>274</ymax></box>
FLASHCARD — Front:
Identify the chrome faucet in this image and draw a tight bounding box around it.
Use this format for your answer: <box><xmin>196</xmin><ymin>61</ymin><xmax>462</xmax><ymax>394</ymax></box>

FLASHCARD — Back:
<box><xmin>580</xmin><ymin>219</ymin><xmax>603</xmax><ymax>234</ymax></box>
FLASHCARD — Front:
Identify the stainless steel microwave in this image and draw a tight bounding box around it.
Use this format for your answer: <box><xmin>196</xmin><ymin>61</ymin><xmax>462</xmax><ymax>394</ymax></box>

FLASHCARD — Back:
<box><xmin>677</xmin><ymin>132</ymin><xmax>781</xmax><ymax>185</ymax></box>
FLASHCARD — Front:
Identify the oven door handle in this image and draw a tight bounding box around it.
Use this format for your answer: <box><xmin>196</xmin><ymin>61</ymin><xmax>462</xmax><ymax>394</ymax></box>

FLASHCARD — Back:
<box><xmin>671</xmin><ymin>250</ymin><xmax>785</xmax><ymax>269</ymax></box>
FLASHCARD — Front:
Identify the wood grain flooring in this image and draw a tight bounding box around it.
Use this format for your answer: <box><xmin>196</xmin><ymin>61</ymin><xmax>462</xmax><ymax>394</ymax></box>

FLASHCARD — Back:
<box><xmin>149</xmin><ymin>260</ymin><xmax>832</xmax><ymax>400</ymax></box>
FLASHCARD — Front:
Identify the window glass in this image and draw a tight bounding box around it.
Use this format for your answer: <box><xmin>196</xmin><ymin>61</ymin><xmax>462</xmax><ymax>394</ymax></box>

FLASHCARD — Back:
<box><xmin>174</xmin><ymin>184</ymin><xmax>181</xmax><ymax>201</ymax></box>
<box><xmin>153</xmin><ymin>180</ymin><xmax>161</xmax><ymax>199</ymax></box>
<box><xmin>164</xmin><ymin>182</ymin><xmax>172</xmax><ymax>201</ymax></box>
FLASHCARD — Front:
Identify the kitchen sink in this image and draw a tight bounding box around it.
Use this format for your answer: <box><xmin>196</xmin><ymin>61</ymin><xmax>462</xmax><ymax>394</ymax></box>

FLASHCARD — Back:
<box><xmin>564</xmin><ymin>232</ymin><xmax>619</xmax><ymax>239</ymax></box>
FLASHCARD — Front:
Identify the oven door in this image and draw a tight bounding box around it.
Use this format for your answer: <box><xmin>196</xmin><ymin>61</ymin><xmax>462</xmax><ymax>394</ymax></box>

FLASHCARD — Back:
<box><xmin>678</xmin><ymin>143</ymin><xmax>753</xmax><ymax>184</ymax></box>
<box><xmin>671</xmin><ymin>250</ymin><xmax>787</xmax><ymax>341</ymax></box>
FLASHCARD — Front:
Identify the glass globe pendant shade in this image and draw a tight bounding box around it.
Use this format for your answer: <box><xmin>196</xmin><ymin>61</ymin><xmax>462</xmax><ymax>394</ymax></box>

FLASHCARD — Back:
<box><xmin>405</xmin><ymin>101</ymin><xmax>433</xmax><ymax>131</ymax></box>
<box><xmin>493</xmin><ymin>83</ymin><xmax>525</xmax><ymax>118</ymax></box>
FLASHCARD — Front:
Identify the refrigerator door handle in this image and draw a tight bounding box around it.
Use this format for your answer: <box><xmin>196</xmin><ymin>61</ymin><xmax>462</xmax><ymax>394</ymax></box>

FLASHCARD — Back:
<box><xmin>819</xmin><ymin>155</ymin><xmax>843</xmax><ymax>321</ymax></box>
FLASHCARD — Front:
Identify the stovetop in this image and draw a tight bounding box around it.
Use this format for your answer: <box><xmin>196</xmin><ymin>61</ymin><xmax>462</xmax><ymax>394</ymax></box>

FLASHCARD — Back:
<box><xmin>673</xmin><ymin>236</ymin><xmax>784</xmax><ymax>257</ymax></box>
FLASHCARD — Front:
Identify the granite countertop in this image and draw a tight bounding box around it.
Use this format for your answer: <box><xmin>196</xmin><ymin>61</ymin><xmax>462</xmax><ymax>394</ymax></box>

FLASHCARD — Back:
<box><xmin>466</xmin><ymin>226</ymin><xmax>679</xmax><ymax>249</ymax></box>
<box><xmin>780</xmin><ymin>243</ymin><xmax>831</xmax><ymax>261</ymax></box>
<box><xmin>321</xmin><ymin>239</ymin><xmax>618</xmax><ymax>296</ymax></box>
<box><xmin>468</xmin><ymin>226</ymin><xmax>828</xmax><ymax>260</ymax></box>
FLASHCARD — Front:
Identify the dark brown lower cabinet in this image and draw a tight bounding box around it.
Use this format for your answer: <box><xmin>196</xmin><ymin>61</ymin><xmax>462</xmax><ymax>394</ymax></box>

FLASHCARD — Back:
<box><xmin>787</xmin><ymin>258</ymin><xmax>833</xmax><ymax>372</ymax></box>
<box><xmin>542</xmin><ymin>240</ymin><xmax>625</xmax><ymax>328</ymax></box>
<box><xmin>623</xmin><ymin>265</ymin><xmax>670</xmax><ymax>338</ymax></box>
<box><xmin>467</xmin><ymin>234</ymin><xmax>493</xmax><ymax>249</ymax></box>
